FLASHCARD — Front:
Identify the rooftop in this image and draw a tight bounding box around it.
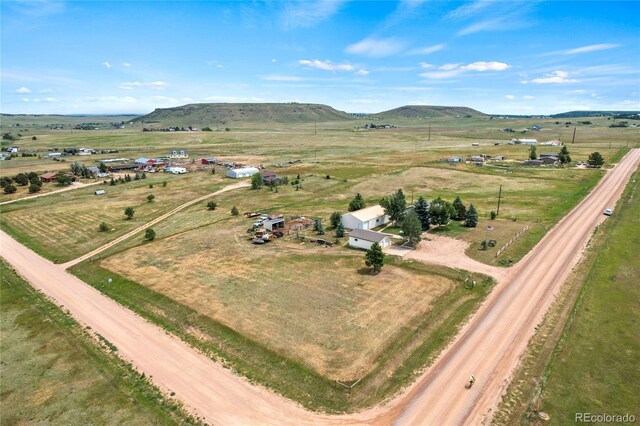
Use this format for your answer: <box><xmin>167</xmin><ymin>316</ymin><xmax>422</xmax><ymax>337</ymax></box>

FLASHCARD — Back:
<box><xmin>349</xmin><ymin>229</ymin><xmax>391</xmax><ymax>243</ymax></box>
<box><xmin>344</xmin><ymin>205</ymin><xmax>386</xmax><ymax>222</ymax></box>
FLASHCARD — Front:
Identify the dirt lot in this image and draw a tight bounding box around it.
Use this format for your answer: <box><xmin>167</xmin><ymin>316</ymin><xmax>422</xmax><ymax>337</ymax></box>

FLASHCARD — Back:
<box><xmin>101</xmin><ymin>221</ymin><xmax>456</xmax><ymax>381</ymax></box>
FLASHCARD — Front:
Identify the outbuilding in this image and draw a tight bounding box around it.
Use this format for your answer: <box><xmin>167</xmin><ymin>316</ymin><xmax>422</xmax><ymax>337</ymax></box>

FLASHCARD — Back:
<box><xmin>40</xmin><ymin>172</ymin><xmax>58</xmax><ymax>183</ymax></box>
<box><xmin>264</xmin><ymin>218</ymin><xmax>285</xmax><ymax>231</ymax></box>
<box><xmin>348</xmin><ymin>229</ymin><xmax>392</xmax><ymax>250</ymax></box>
<box><xmin>201</xmin><ymin>157</ymin><xmax>216</xmax><ymax>165</ymax></box>
<box><xmin>226</xmin><ymin>167</ymin><xmax>260</xmax><ymax>178</ymax></box>
<box><xmin>169</xmin><ymin>148</ymin><xmax>188</xmax><ymax>159</ymax></box>
<box><xmin>341</xmin><ymin>205</ymin><xmax>389</xmax><ymax>230</ymax></box>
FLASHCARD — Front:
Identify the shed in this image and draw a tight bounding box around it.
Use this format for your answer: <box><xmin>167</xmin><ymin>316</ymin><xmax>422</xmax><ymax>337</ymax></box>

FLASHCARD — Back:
<box><xmin>227</xmin><ymin>167</ymin><xmax>260</xmax><ymax>179</ymax></box>
<box><xmin>135</xmin><ymin>157</ymin><xmax>150</xmax><ymax>164</ymax></box>
<box><xmin>261</xmin><ymin>171</ymin><xmax>283</xmax><ymax>185</ymax></box>
<box><xmin>348</xmin><ymin>229</ymin><xmax>392</xmax><ymax>250</ymax></box>
<box><xmin>95</xmin><ymin>189</ymin><xmax>106</xmax><ymax>195</ymax></box>
<box><xmin>40</xmin><ymin>172</ymin><xmax>58</xmax><ymax>183</ymax></box>
<box><xmin>264</xmin><ymin>218</ymin><xmax>285</xmax><ymax>231</ymax></box>
<box><xmin>202</xmin><ymin>157</ymin><xmax>216</xmax><ymax>165</ymax></box>
<box><xmin>447</xmin><ymin>157</ymin><xmax>462</xmax><ymax>163</ymax></box>
<box><xmin>341</xmin><ymin>205</ymin><xmax>389</xmax><ymax>230</ymax></box>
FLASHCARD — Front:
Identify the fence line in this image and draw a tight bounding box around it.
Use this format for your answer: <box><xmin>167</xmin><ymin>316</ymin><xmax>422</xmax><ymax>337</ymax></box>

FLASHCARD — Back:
<box><xmin>496</xmin><ymin>224</ymin><xmax>531</xmax><ymax>257</ymax></box>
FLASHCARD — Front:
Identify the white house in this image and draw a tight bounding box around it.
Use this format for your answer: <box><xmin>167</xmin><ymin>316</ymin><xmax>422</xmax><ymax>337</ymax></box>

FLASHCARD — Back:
<box><xmin>348</xmin><ymin>229</ymin><xmax>392</xmax><ymax>250</ymax></box>
<box><xmin>169</xmin><ymin>148</ymin><xmax>188</xmax><ymax>159</ymax></box>
<box><xmin>341</xmin><ymin>205</ymin><xmax>389</xmax><ymax>230</ymax></box>
<box><xmin>78</xmin><ymin>148</ymin><xmax>93</xmax><ymax>155</ymax></box>
<box><xmin>226</xmin><ymin>167</ymin><xmax>260</xmax><ymax>178</ymax></box>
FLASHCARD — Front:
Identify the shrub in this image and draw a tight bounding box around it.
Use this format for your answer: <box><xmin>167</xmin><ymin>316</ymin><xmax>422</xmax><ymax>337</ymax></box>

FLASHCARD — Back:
<box><xmin>4</xmin><ymin>184</ymin><xmax>17</xmax><ymax>194</ymax></box>
<box><xmin>28</xmin><ymin>183</ymin><xmax>41</xmax><ymax>193</ymax></box>
<box><xmin>207</xmin><ymin>201</ymin><xmax>217</xmax><ymax>210</ymax></box>
<box><xmin>231</xmin><ymin>206</ymin><xmax>239</xmax><ymax>215</ymax></box>
<box><xmin>147</xmin><ymin>194</ymin><xmax>155</xmax><ymax>203</ymax></box>
<box><xmin>98</xmin><ymin>222</ymin><xmax>109</xmax><ymax>232</ymax></box>
<box><xmin>144</xmin><ymin>228</ymin><xmax>156</xmax><ymax>241</ymax></box>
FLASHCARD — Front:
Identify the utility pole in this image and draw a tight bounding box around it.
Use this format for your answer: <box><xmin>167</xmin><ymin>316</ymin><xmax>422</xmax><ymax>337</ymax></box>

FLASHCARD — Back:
<box><xmin>428</xmin><ymin>124</ymin><xmax>431</xmax><ymax>141</ymax></box>
<box><xmin>571</xmin><ymin>126</ymin><xmax>576</xmax><ymax>144</ymax></box>
<box><xmin>497</xmin><ymin>185</ymin><xmax>503</xmax><ymax>216</ymax></box>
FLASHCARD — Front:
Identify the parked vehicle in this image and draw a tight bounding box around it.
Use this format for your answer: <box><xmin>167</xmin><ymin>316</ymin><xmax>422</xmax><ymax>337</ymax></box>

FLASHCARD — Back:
<box><xmin>603</xmin><ymin>208</ymin><xmax>613</xmax><ymax>216</ymax></box>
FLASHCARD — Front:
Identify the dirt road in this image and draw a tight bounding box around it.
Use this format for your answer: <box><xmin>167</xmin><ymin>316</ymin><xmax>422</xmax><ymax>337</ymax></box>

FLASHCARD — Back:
<box><xmin>385</xmin><ymin>234</ymin><xmax>509</xmax><ymax>282</ymax></box>
<box><xmin>1</xmin><ymin>149</ymin><xmax>638</xmax><ymax>425</ymax></box>
<box><xmin>0</xmin><ymin>180</ymin><xmax>102</xmax><ymax>206</ymax></box>
<box><xmin>61</xmin><ymin>180</ymin><xmax>249</xmax><ymax>268</ymax></box>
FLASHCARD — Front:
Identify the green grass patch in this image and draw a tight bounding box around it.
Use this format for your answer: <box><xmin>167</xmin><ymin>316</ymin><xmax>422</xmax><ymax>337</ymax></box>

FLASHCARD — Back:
<box><xmin>0</xmin><ymin>259</ymin><xmax>195</xmax><ymax>425</ymax></box>
<box><xmin>70</xmin><ymin>258</ymin><xmax>493</xmax><ymax>413</ymax></box>
<box><xmin>536</xmin><ymin>169</ymin><xmax>639</xmax><ymax>424</ymax></box>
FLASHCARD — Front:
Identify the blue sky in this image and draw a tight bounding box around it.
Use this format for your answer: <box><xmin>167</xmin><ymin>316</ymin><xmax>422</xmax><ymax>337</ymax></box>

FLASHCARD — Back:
<box><xmin>2</xmin><ymin>0</ymin><xmax>639</xmax><ymax>115</ymax></box>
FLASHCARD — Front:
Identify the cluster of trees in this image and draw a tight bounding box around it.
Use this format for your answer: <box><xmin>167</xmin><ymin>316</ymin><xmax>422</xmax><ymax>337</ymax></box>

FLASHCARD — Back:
<box><xmin>109</xmin><ymin>172</ymin><xmax>146</xmax><ymax>186</ymax></box>
<box><xmin>1</xmin><ymin>171</ymin><xmax>43</xmax><ymax>194</ymax></box>
<box><xmin>70</xmin><ymin>162</ymin><xmax>95</xmax><ymax>179</ymax></box>
<box><xmin>588</xmin><ymin>152</ymin><xmax>605</xmax><ymax>167</ymax></box>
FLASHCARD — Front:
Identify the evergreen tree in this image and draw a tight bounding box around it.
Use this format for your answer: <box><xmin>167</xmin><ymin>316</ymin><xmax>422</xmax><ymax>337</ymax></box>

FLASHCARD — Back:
<box><xmin>414</xmin><ymin>196</ymin><xmax>430</xmax><ymax>231</ymax></box>
<box><xmin>464</xmin><ymin>204</ymin><xmax>479</xmax><ymax>228</ymax></box>
<box><xmin>452</xmin><ymin>196</ymin><xmax>466</xmax><ymax>221</ymax></box>
<box><xmin>365</xmin><ymin>242</ymin><xmax>385</xmax><ymax>274</ymax></box>
<box><xmin>206</xmin><ymin>201</ymin><xmax>217</xmax><ymax>210</ymax></box>
<box><xmin>429</xmin><ymin>197</ymin><xmax>455</xmax><ymax>226</ymax></box>
<box><xmin>529</xmin><ymin>145</ymin><xmax>537</xmax><ymax>160</ymax></box>
<box><xmin>98</xmin><ymin>162</ymin><xmax>108</xmax><ymax>173</ymax></box>
<box><xmin>98</xmin><ymin>222</ymin><xmax>109</xmax><ymax>232</ymax></box>
<box><xmin>335</xmin><ymin>222</ymin><xmax>344</xmax><ymax>238</ymax></box>
<box><xmin>587</xmin><ymin>152</ymin><xmax>604</xmax><ymax>167</ymax></box>
<box><xmin>330</xmin><ymin>211</ymin><xmax>342</xmax><ymax>229</ymax></box>
<box><xmin>558</xmin><ymin>145</ymin><xmax>571</xmax><ymax>164</ymax></box>
<box><xmin>144</xmin><ymin>228</ymin><xmax>156</xmax><ymax>241</ymax></box>
<box><xmin>13</xmin><ymin>173</ymin><xmax>29</xmax><ymax>186</ymax></box>
<box><xmin>231</xmin><ymin>206</ymin><xmax>239</xmax><ymax>215</ymax></box>
<box><xmin>401</xmin><ymin>210</ymin><xmax>422</xmax><ymax>246</ymax></box>
<box><xmin>348</xmin><ymin>193</ymin><xmax>366</xmax><ymax>211</ymax></box>
<box><xmin>251</xmin><ymin>173</ymin><xmax>263</xmax><ymax>189</ymax></box>
<box><xmin>380</xmin><ymin>189</ymin><xmax>406</xmax><ymax>225</ymax></box>
<box><xmin>147</xmin><ymin>194</ymin><xmax>155</xmax><ymax>203</ymax></box>
<box><xmin>124</xmin><ymin>207</ymin><xmax>135</xmax><ymax>219</ymax></box>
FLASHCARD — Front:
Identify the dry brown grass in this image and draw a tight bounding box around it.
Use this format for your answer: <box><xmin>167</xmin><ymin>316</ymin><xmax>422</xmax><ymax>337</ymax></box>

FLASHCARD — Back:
<box><xmin>102</xmin><ymin>219</ymin><xmax>454</xmax><ymax>381</ymax></box>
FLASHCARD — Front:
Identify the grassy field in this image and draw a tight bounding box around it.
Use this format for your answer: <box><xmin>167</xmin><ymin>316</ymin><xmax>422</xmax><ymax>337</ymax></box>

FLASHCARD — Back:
<box><xmin>0</xmin><ymin>259</ymin><xmax>193</xmax><ymax>425</ymax></box>
<box><xmin>534</xmin><ymin>169</ymin><xmax>639</xmax><ymax>424</ymax></box>
<box><xmin>71</xmin><ymin>258</ymin><xmax>493</xmax><ymax>412</ymax></box>
<box><xmin>0</xmin><ymin>172</ymin><xmax>225</xmax><ymax>262</ymax></box>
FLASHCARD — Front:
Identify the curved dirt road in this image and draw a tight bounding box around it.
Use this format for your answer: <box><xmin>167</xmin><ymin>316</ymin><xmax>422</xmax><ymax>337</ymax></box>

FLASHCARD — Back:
<box><xmin>1</xmin><ymin>149</ymin><xmax>638</xmax><ymax>425</ymax></box>
<box><xmin>61</xmin><ymin>180</ymin><xmax>249</xmax><ymax>268</ymax></box>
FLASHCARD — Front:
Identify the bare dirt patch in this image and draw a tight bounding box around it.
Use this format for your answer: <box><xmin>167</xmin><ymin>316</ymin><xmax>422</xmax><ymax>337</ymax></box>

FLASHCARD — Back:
<box><xmin>101</xmin><ymin>221</ymin><xmax>456</xmax><ymax>381</ymax></box>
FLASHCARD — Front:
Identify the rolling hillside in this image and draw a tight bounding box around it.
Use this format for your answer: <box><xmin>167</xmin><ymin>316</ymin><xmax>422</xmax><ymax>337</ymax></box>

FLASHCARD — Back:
<box><xmin>129</xmin><ymin>103</ymin><xmax>353</xmax><ymax>127</ymax></box>
<box><xmin>372</xmin><ymin>105</ymin><xmax>487</xmax><ymax>119</ymax></box>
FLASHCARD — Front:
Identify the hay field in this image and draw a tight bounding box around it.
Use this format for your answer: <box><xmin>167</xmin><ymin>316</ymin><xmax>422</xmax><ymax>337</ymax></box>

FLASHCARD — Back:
<box><xmin>102</xmin><ymin>218</ymin><xmax>455</xmax><ymax>381</ymax></box>
<box><xmin>0</xmin><ymin>173</ymin><xmax>225</xmax><ymax>262</ymax></box>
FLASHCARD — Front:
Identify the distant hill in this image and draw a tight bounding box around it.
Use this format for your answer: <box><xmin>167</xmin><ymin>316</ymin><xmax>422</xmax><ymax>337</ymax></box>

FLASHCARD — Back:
<box><xmin>129</xmin><ymin>103</ymin><xmax>352</xmax><ymax>127</ymax></box>
<box><xmin>372</xmin><ymin>105</ymin><xmax>487</xmax><ymax>119</ymax></box>
<box><xmin>550</xmin><ymin>110</ymin><xmax>640</xmax><ymax>118</ymax></box>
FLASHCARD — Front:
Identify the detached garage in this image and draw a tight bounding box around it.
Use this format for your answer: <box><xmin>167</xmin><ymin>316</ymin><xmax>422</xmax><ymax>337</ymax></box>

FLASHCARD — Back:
<box><xmin>341</xmin><ymin>205</ymin><xmax>389</xmax><ymax>230</ymax></box>
<box><xmin>348</xmin><ymin>229</ymin><xmax>392</xmax><ymax>250</ymax></box>
<box><xmin>227</xmin><ymin>167</ymin><xmax>260</xmax><ymax>179</ymax></box>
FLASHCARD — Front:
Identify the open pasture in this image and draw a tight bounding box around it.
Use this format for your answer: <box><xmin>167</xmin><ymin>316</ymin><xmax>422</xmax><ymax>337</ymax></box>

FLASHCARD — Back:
<box><xmin>0</xmin><ymin>172</ymin><xmax>224</xmax><ymax>262</ymax></box>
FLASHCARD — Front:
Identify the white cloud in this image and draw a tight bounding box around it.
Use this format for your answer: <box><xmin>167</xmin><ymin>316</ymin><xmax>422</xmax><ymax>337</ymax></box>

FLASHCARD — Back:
<box><xmin>15</xmin><ymin>86</ymin><xmax>31</xmax><ymax>94</ymax></box>
<box><xmin>505</xmin><ymin>95</ymin><xmax>515</xmax><ymax>100</ymax></box>
<box><xmin>355</xmin><ymin>69</ymin><xmax>370</xmax><ymax>76</ymax></box>
<box><xmin>281</xmin><ymin>0</ymin><xmax>346</xmax><ymax>29</ymax></box>
<box><xmin>408</xmin><ymin>43</ymin><xmax>445</xmax><ymax>55</ymax></box>
<box><xmin>103</xmin><ymin>62</ymin><xmax>112</xmax><ymax>69</ymax></box>
<box><xmin>122</xmin><ymin>62</ymin><xmax>131</xmax><ymax>67</ymax></box>
<box><xmin>345</xmin><ymin>37</ymin><xmax>405</xmax><ymax>57</ymax></box>
<box><xmin>299</xmin><ymin>59</ymin><xmax>354</xmax><ymax>72</ymax></box>
<box><xmin>462</xmin><ymin>61</ymin><xmax>510</xmax><ymax>71</ymax></box>
<box><xmin>559</xmin><ymin>43</ymin><xmax>620</xmax><ymax>55</ymax></box>
<box><xmin>22</xmin><ymin>98</ymin><xmax>29</xmax><ymax>102</ymax></box>
<box><xmin>260</xmin><ymin>75</ymin><xmax>303</xmax><ymax>81</ymax></box>
<box><xmin>119</xmin><ymin>81</ymin><xmax>168</xmax><ymax>90</ymax></box>
<box><xmin>420</xmin><ymin>61</ymin><xmax>511</xmax><ymax>80</ymax></box>
<box><xmin>39</xmin><ymin>88</ymin><xmax>54</xmax><ymax>93</ymax></box>
<box><xmin>33</xmin><ymin>97</ymin><xmax>58</xmax><ymax>103</ymax></box>
<box><xmin>447</xmin><ymin>0</ymin><xmax>492</xmax><ymax>19</ymax></box>
<box><xmin>523</xmin><ymin>95</ymin><xmax>535</xmax><ymax>99</ymax></box>
<box><xmin>439</xmin><ymin>63</ymin><xmax>462</xmax><ymax>70</ymax></box>
<box><xmin>529</xmin><ymin>71</ymin><xmax>578</xmax><ymax>84</ymax></box>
